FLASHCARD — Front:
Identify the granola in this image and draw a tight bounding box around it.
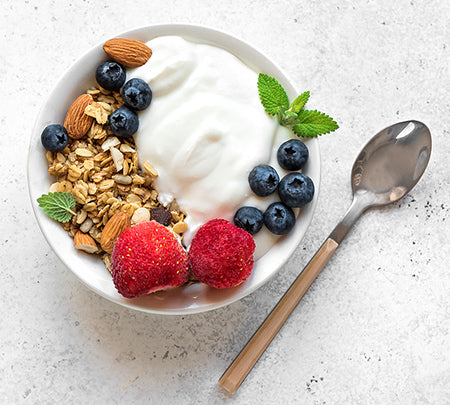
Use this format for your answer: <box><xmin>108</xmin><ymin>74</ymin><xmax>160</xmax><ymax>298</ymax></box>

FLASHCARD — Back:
<box><xmin>45</xmin><ymin>86</ymin><xmax>187</xmax><ymax>267</ymax></box>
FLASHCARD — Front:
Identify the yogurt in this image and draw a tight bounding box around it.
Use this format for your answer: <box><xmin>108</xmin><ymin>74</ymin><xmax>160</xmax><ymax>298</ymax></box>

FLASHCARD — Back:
<box><xmin>130</xmin><ymin>36</ymin><xmax>294</xmax><ymax>258</ymax></box>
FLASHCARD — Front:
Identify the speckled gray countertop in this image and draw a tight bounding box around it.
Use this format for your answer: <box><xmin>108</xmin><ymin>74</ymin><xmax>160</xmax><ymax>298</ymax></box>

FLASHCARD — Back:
<box><xmin>1</xmin><ymin>0</ymin><xmax>449</xmax><ymax>403</ymax></box>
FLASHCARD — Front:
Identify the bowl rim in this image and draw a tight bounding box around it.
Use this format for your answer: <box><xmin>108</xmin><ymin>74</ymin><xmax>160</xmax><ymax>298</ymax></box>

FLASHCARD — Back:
<box><xmin>27</xmin><ymin>23</ymin><xmax>321</xmax><ymax>315</ymax></box>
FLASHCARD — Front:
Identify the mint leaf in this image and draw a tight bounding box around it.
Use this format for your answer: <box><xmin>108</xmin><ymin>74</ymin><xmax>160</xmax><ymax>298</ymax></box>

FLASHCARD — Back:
<box><xmin>292</xmin><ymin>110</ymin><xmax>339</xmax><ymax>138</ymax></box>
<box><xmin>257</xmin><ymin>73</ymin><xmax>289</xmax><ymax>116</ymax></box>
<box><xmin>289</xmin><ymin>91</ymin><xmax>310</xmax><ymax>113</ymax></box>
<box><xmin>37</xmin><ymin>192</ymin><xmax>77</xmax><ymax>223</ymax></box>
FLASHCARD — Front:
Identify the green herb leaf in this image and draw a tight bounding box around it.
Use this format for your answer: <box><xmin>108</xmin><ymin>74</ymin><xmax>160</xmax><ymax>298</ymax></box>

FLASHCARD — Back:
<box><xmin>289</xmin><ymin>91</ymin><xmax>310</xmax><ymax>113</ymax></box>
<box><xmin>257</xmin><ymin>73</ymin><xmax>289</xmax><ymax>116</ymax></box>
<box><xmin>37</xmin><ymin>192</ymin><xmax>77</xmax><ymax>223</ymax></box>
<box><xmin>292</xmin><ymin>110</ymin><xmax>339</xmax><ymax>138</ymax></box>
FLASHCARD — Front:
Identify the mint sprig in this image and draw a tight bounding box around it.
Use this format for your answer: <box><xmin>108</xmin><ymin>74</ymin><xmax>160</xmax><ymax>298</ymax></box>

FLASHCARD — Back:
<box><xmin>37</xmin><ymin>192</ymin><xmax>76</xmax><ymax>223</ymax></box>
<box><xmin>257</xmin><ymin>74</ymin><xmax>338</xmax><ymax>138</ymax></box>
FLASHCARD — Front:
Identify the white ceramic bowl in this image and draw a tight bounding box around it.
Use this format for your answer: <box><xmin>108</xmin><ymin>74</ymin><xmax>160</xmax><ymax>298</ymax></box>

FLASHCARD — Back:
<box><xmin>28</xmin><ymin>24</ymin><xmax>320</xmax><ymax>315</ymax></box>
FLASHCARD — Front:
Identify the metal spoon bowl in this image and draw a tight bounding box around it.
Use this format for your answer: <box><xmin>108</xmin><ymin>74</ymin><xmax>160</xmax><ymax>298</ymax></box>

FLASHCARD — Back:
<box><xmin>219</xmin><ymin>120</ymin><xmax>432</xmax><ymax>394</ymax></box>
<box><xmin>331</xmin><ymin>120</ymin><xmax>431</xmax><ymax>244</ymax></box>
<box><xmin>353</xmin><ymin>121</ymin><xmax>431</xmax><ymax>203</ymax></box>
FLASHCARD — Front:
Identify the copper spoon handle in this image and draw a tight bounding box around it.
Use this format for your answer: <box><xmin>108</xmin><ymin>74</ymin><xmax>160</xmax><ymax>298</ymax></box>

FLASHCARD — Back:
<box><xmin>219</xmin><ymin>237</ymin><xmax>339</xmax><ymax>394</ymax></box>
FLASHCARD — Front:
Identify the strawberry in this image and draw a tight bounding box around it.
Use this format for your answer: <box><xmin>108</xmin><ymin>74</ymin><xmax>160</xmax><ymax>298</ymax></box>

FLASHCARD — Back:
<box><xmin>189</xmin><ymin>219</ymin><xmax>255</xmax><ymax>289</ymax></box>
<box><xmin>111</xmin><ymin>221</ymin><xmax>189</xmax><ymax>298</ymax></box>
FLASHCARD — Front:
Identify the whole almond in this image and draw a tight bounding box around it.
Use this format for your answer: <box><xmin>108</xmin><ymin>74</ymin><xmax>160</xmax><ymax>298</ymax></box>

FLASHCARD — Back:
<box><xmin>100</xmin><ymin>211</ymin><xmax>131</xmax><ymax>253</ymax></box>
<box><xmin>74</xmin><ymin>231</ymin><xmax>98</xmax><ymax>254</ymax></box>
<box><xmin>64</xmin><ymin>94</ymin><xmax>94</xmax><ymax>139</ymax></box>
<box><xmin>103</xmin><ymin>38</ymin><xmax>152</xmax><ymax>68</ymax></box>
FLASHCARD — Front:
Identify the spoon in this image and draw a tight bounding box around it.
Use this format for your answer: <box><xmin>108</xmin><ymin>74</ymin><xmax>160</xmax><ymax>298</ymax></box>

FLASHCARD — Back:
<box><xmin>219</xmin><ymin>120</ymin><xmax>432</xmax><ymax>394</ymax></box>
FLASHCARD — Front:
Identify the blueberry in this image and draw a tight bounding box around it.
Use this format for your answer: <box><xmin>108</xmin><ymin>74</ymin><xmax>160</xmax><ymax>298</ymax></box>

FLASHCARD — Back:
<box><xmin>278</xmin><ymin>173</ymin><xmax>314</xmax><ymax>207</ymax></box>
<box><xmin>121</xmin><ymin>78</ymin><xmax>152</xmax><ymax>111</ymax></box>
<box><xmin>277</xmin><ymin>139</ymin><xmax>309</xmax><ymax>171</ymax></box>
<box><xmin>109</xmin><ymin>107</ymin><xmax>139</xmax><ymax>137</ymax></box>
<box><xmin>95</xmin><ymin>61</ymin><xmax>126</xmax><ymax>91</ymax></box>
<box><xmin>263</xmin><ymin>202</ymin><xmax>295</xmax><ymax>235</ymax></box>
<box><xmin>41</xmin><ymin>124</ymin><xmax>69</xmax><ymax>152</ymax></box>
<box><xmin>248</xmin><ymin>164</ymin><xmax>279</xmax><ymax>197</ymax></box>
<box><xmin>234</xmin><ymin>206</ymin><xmax>264</xmax><ymax>235</ymax></box>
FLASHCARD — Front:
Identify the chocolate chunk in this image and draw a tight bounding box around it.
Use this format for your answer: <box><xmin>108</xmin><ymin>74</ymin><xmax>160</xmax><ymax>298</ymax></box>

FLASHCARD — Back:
<box><xmin>150</xmin><ymin>207</ymin><xmax>172</xmax><ymax>226</ymax></box>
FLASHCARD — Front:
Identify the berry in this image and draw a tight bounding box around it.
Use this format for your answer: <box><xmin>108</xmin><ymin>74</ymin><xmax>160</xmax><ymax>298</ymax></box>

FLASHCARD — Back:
<box><xmin>234</xmin><ymin>206</ymin><xmax>263</xmax><ymax>235</ymax></box>
<box><xmin>95</xmin><ymin>61</ymin><xmax>126</xmax><ymax>91</ymax></box>
<box><xmin>109</xmin><ymin>107</ymin><xmax>139</xmax><ymax>137</ymax></box>
<box><xmin>278</xmin><ymin>173</ymin><xmax>314</xmax><ymax>207</ymax></box>
<box><xmin>121</xmin><ymin>78</ymin><xmax>152</xmax><ymax>111</ymax></box>
<box><xmin>41</xmin><ymin>124</ymin><xmax>69</xmax><ymax>152</ymax></box>
<box><xmin>189</xmin><ymin>219</ymin><xmax>255</xmax><ymax>289</ymax></box>
<box><xmin>248</xmin><ymin>164</ymin><xmax>279</xmax><ymax>197</ymax></box>
<box><xmin>263</xmin><ymin>202</ymin><xmax>295</xmax><ymax>235</ymax></box>
<box><xmin>111</xmin><ymin>221</ymin><xmax>189</xmax><ymax>298</ymax></box>
<box><xmin>277</xmin><ymin>139</ymin><xmax>309</xmax><ymax>171</ymax></box>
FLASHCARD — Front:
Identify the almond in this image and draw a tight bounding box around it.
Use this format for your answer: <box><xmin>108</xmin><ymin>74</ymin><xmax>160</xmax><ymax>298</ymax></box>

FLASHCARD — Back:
<box><xmin>103</xmin><ymin>38</ymin><xmax>152</xmax><ymax>68</ymax></box>
<box><xmin>100</xmin><ymin>211</ymin><xmax>131</xmax><ymax>253</ymax></box>
<box><xmin>74</xmin><ymin>231</ymin><xmax>98</xmax><ymax>254</ymax></box>
<box><xmin>64</xmin><ymin>94</ymin><xmax>94</xmax><ymax>139</ymax></box>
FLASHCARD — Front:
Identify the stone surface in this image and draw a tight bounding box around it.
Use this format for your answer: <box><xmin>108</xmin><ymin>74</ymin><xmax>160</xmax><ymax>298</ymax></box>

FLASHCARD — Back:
<box><xmin>1</xmin><ymin>0</ymin><xmax>449</xmax><ymax>403</ymax></box>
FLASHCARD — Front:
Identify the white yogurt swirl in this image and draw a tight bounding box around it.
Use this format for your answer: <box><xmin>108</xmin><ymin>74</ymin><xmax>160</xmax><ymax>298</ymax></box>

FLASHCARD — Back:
<box><xmin>130</xmin><ymin>36</ymin><xmax>295</xmax><ymax>259</ymax></box>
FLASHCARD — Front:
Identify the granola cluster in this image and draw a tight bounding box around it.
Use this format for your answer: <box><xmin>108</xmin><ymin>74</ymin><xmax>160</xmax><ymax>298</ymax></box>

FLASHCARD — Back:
<box><xmin>44</xmin><ymin>86</ymin><xmax>186</xmax><ymax>269</ymax></box>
